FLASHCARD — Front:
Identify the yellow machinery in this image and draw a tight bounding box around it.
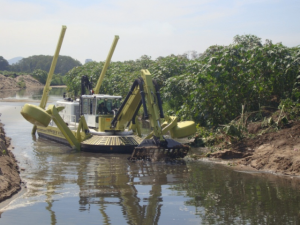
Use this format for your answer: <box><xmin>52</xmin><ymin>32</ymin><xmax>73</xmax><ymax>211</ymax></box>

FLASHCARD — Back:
<box><xmin>21</xmin><ymin>104</ymin><xmax>91</xmax><ymax>151</ymax></box>
<box><xmin>32</xmin><ymin>25</ymin><xmax>67</xmax><ymax>135</ymax></box>
<box><xmin>109</xmin><ymin>69</ymin><xmax>196</xmax><ymax>160</ymax></box>
<box><xmin>20</xmin><ymin>26</ymin><xmax>196</xmax><ymax>160</ymax></box>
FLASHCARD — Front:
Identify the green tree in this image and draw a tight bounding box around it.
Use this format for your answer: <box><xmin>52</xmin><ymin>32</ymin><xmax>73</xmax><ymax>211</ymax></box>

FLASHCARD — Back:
<box><xmin>175</xmin><ymin>35</ymin><xmax>300</xmax><ymax>125</ymax></box>
<box><xmin>64</xmin><ymin>34</ymin><xmax>300</xmax><ymax>128</ymax></box>
<box><xmin>0</xmin><ymin>56</ymin><xmax>9</xmax><ymax>71</ymax></box>
<box><xmin>32</xmin><ymin>69</ymin><xmax>48</xmax><ymax>84</ymax></box>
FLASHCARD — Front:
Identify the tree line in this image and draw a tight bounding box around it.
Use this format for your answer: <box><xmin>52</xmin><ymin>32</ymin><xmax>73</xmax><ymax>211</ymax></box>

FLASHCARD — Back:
<box><xmin>65</xmin><ymin>35</ymin><xmax>300</xmax><ymax>127</ymax></box>
<box><xmin>2</xmin><ymin>34</ymin><xmax>299</xmax><ymax>127</ymax></box>
<box><xmin>0</xmin><ymin>55</ymin><xmax>82</xmax><ymax>85</ymax></box>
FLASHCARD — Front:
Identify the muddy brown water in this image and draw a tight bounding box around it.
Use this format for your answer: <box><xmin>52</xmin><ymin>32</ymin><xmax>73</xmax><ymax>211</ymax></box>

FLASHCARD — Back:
<box><xmin>1</xmin><ymin>88</ymin><xmax>300</xmax><ymax>224</ymax></box>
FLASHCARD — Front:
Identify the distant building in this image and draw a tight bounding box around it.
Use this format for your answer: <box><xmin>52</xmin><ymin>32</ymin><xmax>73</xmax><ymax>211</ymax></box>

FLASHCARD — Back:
<box><xmin>85</xmin><ymin>59</ymin><xmax>93</xmax><ymax>64</ymax></box>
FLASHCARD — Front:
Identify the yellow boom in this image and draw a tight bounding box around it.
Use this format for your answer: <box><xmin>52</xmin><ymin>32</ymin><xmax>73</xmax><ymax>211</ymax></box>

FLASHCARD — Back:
<box><xmin>93</xmin><ymin>35</ymin><xmax>119</xmax><ymax>94</ymax></box>
<box><xmin>32</xmin><ymin>25</ymin><xmax>67</xmax><ymax>135</ymax></box>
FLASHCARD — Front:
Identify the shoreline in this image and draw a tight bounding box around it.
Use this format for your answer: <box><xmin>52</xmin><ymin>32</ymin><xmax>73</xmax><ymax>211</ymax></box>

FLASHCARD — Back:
<box><xmin>188</xmin><ymin>120</ymin><xmax>300</xmax><ymax>178</ymax></box>
<box><xmin>0</xmin><ymin>123</ymin><xmax>22</xmax><ymax>204</ymax></box>
<box><xmin>0</xmin><ymin>110</ymin><xmax>300</xmax><ymax>205</ymax></box>
<box><xmin>187</xmin><ymin>142</ymin><xmax>300</xmax><ymax>179</ymax></box>
<box><xmin>186</xmin><ymin>155</ymin><xmax>300</xmax><ymax>180</ymax></box>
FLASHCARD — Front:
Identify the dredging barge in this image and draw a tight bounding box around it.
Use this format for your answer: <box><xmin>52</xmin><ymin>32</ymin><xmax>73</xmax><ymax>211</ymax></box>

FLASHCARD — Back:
<box><xmin>20</xmin><ymin>26</ymin><xmax>196</xmax><ymax>160</ymax></box>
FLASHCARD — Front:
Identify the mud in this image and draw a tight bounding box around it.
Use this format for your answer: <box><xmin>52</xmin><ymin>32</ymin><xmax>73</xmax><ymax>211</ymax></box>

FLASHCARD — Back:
<box><xmin>0</xmin><ymin>123</ymin><xmax>21</xmax><ymax>203</ymax></box>
<box><xmin>208</xmin><ymin>121</ymin><xmax>300</xmax><ymax>176</ymax></box>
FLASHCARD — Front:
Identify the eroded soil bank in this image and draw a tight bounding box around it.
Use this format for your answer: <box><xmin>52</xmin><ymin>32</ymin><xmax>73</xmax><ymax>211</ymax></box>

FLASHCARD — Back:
<box><xmin>0</xmin><ymin>123</ymin><xmax>21</xmax><ymax>202</ymax></box>
<box><xmin>206</xmin><ymin>121</ymin><xmax>300</xmax><ymax>176</ymax></box>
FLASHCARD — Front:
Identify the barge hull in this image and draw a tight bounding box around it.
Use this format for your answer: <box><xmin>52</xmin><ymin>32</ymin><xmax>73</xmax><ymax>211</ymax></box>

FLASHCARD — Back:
<box><xmin>37</xmin><ymin>126</ymin><xmax>143</xmax><ymax>154</ymax></box>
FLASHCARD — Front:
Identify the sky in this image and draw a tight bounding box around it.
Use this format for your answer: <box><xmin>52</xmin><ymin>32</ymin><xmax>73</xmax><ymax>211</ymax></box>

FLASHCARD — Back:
<box><xmin>1</xmin><ymin>0</ymin><xmax>299</xmax><ymax>64</ymax></box>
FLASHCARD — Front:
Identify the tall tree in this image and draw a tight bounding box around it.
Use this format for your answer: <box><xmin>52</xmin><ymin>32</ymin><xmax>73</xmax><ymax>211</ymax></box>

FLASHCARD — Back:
<box><xmin>0</xmin><ymin>56</ymin><xmax>9</xmax><ymax>71</ymax></box>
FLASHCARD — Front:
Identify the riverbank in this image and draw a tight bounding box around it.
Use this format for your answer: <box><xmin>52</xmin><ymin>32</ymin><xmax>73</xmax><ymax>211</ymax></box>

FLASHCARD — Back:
<box><xmin>0</xmin><ymin>74</ymin><xmax>43</xmax><ymax>90</ymax></box>
<box><xmin>0</xmin><ymin>123</ymin><xmax>21</xmax><ymax>203</ymax></box>
<box><xmin>189</xmin><ymin>120</ymin><xmax>300</xmax><ymax>177</ymax></box>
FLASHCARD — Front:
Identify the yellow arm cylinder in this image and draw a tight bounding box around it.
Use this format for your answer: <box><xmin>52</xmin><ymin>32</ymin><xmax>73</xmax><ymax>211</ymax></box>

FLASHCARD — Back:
<box><xmin>76</xmin><ymin>115</ymin><xmax>90</xmax><ymax>142</ymax></box>
<box><xmin>32</xmin><ymin>25</ymin><xmax>67</xmax><ymax>135</ymax></box>
<box><xmin>48</xmin><ymin>105</ymin><xmax>81</xmax><ymax>151</ymax></box>
<box><xmin>94</xmin><ymin>35</ymin><xmax>119</xmax><ymax>94</ymax></box>
<box><xmin>141</xmin><ymin>70</ymin><xmax>164</xmax><ymax>141</ymax></box>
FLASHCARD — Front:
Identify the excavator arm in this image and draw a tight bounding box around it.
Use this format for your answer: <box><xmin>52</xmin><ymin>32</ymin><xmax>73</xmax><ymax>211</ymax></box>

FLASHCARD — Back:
<box><xmin>112</xmin><ymin>69</ymin><xmax>196</xmax><ymax>141</ymax></box>
<box><xmin>111</xmin><ymin>70</ymin><xmax>167</xmax><ymax>141</ymax></box>
<box><xmin>111</xmin><ymin>69</ymin><xmax>196</xmax><ymax>161</ymax></box>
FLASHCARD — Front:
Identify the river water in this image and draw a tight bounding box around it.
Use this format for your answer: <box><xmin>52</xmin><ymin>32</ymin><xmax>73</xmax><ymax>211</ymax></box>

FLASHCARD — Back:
<box><xmin>1</xmin><ymin>88</ymin><xmax>300</xmax><ymax>224</ymax></box>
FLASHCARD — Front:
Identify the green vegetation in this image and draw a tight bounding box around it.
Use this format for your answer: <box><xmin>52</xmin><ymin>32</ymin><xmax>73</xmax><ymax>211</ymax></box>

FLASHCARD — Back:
<box><xmin>0</xmin><ymin>56</ymin><xmax>9</xmax><ymax>71</ymax></box>
<box><xmin>0</xmin><ymin>71</ymin><xmax>27</xmax><ymax>78</ymax></box>
<box><xmin>66</xmin><ymin>35</ymin><xmax>300</xmax><ymax>126</ymax></box>
<box><xmin>31</xmin><ymin>69</ymin><xmax>67</xmax><ymax>85</ymax></box>
<box><xmin>2</xmin><ymin>34</ymin><xmax>300</xmax><ymax>145</ymax></box>
<box><xmin>0</xmin><ymin>55</ymin><xmax>81</xmax><ymax>85</ymax></box>
<box><xmin>17</xmin><ymin>77</ymin><xmax>26</xmax><ymax>89</ymax></box>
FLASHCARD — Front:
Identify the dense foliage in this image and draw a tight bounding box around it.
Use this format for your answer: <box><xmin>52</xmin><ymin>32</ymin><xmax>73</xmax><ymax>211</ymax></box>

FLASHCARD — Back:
<box><xmin>0</xmin><ymin>56</ymin><xmax>9</xmax><ymax>71</ymax></box>
<box><xmin>65</xmin><ymin>57</ymin><xmax>151</xmax><ymax>97</ymax></box>
<box><xmin>181</xmin><ymin>35</ymin><xmax>300</xmax><ymax>126</ymax></box>
<box><xmin>60</xmin><ymin>35</ymin><xmax>300</xmax><ymax>126</ymax></box>
<box><xmin>31</xmin><ymin>69</ymin><xmax>67</xmax><ymax>85</ymax></box>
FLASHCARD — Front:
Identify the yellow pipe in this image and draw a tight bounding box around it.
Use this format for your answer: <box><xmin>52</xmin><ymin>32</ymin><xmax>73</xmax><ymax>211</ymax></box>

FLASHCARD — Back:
<box><xmin>32</xmin><ymin>25</ymin><xmax>67</xmax><ymax>135</ymax></box>
<box><xmin>94</xmin><ymin>35</ymin><xmax>119</xmax><ymax>94</ymax></box>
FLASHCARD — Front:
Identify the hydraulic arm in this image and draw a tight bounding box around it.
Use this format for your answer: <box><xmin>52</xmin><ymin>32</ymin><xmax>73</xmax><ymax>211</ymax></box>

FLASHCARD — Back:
<box><xmin>111</xmin><ymin>70</ymin><xmax>165</xmax><ymax>140</ymax></box>
<box><xmin>111</xmin><ymin>69</ymin><xmax>195</xmax><ymax>141</ymax></box>
<box><xmin>32</xmin><ymin>25</ymin><xmax>67</xmax><ymax>135</ymax></box>
<box><xmin>111</xmin><ymin>69</ymin><xmax>196</xmax><ymax>160</ymax></box>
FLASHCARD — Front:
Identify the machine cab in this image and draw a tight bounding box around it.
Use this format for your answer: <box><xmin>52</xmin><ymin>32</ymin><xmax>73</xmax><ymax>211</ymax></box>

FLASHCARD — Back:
<box><xmin>80</xmin><ymin>94</ymin><xmax>122</xmax><ymax>132</ymax></box>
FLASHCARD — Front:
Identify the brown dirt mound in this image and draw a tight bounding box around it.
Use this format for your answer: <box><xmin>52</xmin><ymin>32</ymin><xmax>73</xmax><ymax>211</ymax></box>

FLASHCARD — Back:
<box><xmin>0</xmin><ymin>74</ymin><xmax>43</xmax><ymax>90</ymax></box>
<box><xmin>0</xmin><ymin>123</ymin><xmax>21</xmax><ymax>203</ymax></box>
<box><xmin>209</xmin><ymin>121</ymin><xmax>300</xmax><ymax>176</ymax></box>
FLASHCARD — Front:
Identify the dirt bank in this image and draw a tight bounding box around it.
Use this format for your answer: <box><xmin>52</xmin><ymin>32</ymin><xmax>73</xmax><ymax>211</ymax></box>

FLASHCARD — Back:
<box><xmin>206</xmin><ymin>121</ymin><xmax>300</xmax><ymax>176</ymax></box>
<box><xmin>0</xmin><ymin>74</ymin><xmax>43</xmax><ymax>90</ymax></box>
<box><xmin>0</xmin><ymin>123</ymin><xmax>21</xmax><ymax>202</ymax></box>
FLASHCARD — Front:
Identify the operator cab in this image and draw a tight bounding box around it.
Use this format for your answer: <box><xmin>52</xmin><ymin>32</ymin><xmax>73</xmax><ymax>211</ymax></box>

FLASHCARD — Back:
<box><xmin>80</xmin><ymin>94</ymin><xmax>122</xmax><ymax>132</ymax></box>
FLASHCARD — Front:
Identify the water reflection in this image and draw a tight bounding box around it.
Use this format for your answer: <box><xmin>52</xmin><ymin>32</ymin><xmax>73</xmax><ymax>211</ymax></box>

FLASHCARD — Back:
<box><xmin>0</xmin><ymin>88</ymin><xmax>43</xmax><ymax>99</ymax></box>
<box><xmin>0</xmin><ymin>87</ymin><xmax>65</xmax><ymax>102</ymax></box>
<box><xmin>24</xmin><ymin>137</ymin><xmax>300</xmax><ymax>225</ymax></box>
<box><xmin>76</xmin><ymin>159</ymin><xmax>187</xmax><ymax>225</ymax></box>
<box><xmin>1</xmin><ymin>88</ymin><xmax>300</xmax><ymax>224</ymax></box>
<box><xmin>45</xmin><ymin>184</ymin><xmax>57</xmax><ymax>225</ymax></box>
<box><xmin>172</xmin><ymin>162</ymin><xmax>300</xmax><ymax>224</ymax></box>
<box><xmin>30</xmin><ymin>141</ymin><xmax>189</xmax><ymax>225</ymax></box>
